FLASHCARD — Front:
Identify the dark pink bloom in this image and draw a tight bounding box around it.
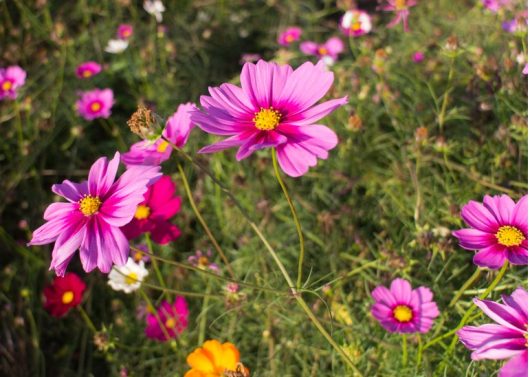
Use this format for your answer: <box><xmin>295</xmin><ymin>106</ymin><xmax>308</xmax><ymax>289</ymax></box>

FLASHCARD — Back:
<box><xmin>43</xmin><ymin>273</ymin><xmax>86</xmax><ymax>317</ymax></box>
<box><xmin>145</xmin><ymin>297</ymin><xmax>189</xmax><ymax>341</ymax></box>
<box><xmin>482</xmin><ymin>0</ymin><xmax>511</xmax><ymax>13</ymax></box>
<box><xmin>75</xmin><ymin>61</ymin><xmax>102</xmax><ymax>79</ymax></box>
<box><xmin>457</xmin><ymin>288</ymin><xmax>528</xmax><ymax>377</ymax></box>
<box><xmin>371</xmin><ymin>278</ymin><xmax>439</xmax><ymax>333</ymax></box>
<box><xmin>122</xmin><ymin>103</ymin><xmax>196</xmax><ymax>167</ymax></box>
<box><xmin>411</xmin><ymin>51</ymin><xmax>425</xmax><ymax>63</ymax></box>
<box><xmin>191</xmin><ymin>60</ymin><xmax>346</xmax><ymax>177</ymax></box>
<box><xmin>76</xmin><ymin>88</ymin><xmax>114</xmax><ymax>121</ymax></box>
<box><xmin>300</xmin><ymin>37</ymin><xmax>345</xmax><ymax>63</ymax></box>
<box><xmin>117</xmin><ymin>24</ymin><xmax>133</xmax><ymax>39</ymax></box>
<box><xmin>378</xmin><ymin>0</ymin><xmax>417</xmax><ymax>32</ymax></box>
<box><xmin>339</xmin><ymin>9</ymin><xmax>372</xmax><ymax>37</ymax></box>
<box><xmin>28</xmin><ymin>152</ymin><xmax>161</xmax><ymax>275</ymax></box>
<box><xmin>278</xmin><ymin>26</ymin><xmax>302</xmax><ymax>46</ymax></box>
<box><xmin>453</xmin><ymin>194</ymin><xmax>528</xmax><ymax>269</ymax></box>
<box><xmin>0</xmin><ymin>66</ymin><xmax>26</xmax><ymax>100</ymax></box>
<box><xmin>121</xmin><ymin>175</ymin><xmax>181</xmax><ymax>245</ymax></box>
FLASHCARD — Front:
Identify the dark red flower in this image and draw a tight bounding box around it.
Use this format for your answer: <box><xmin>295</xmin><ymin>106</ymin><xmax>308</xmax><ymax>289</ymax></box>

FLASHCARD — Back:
<box><xmin>43</xmin><ymin>273</ymin><xmax>86</xmax><ymax>317</ymax></box>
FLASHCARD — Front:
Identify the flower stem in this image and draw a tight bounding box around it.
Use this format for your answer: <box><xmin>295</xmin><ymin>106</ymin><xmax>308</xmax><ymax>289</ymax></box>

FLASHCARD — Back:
<box><xmin>77</xmin><ymin>306</ymin><xmax>97</xmax><ymax>333</ymax></box>
<box><xmin>145</xmin><ymin>233</ymin><xmax>171</xmax><ymax>302</ymax></box>
<box><xmin>449</xmin><ymin>267</ymin><xmax>482</xmax><ymax>307</ymax></box>
<box><xmin>271</xmin><ymin>149</ymin><xmax>305</xmax><ymax>290</ymax></box>
<box><xmin>401</xmin><ymin>334</ymin><xmax>408</xmax><ymax>368</ymax></box>
<box><xmin>139</xmin><ymin>288</ymin><xmax>172</xmax><ymax>342</ymax></box>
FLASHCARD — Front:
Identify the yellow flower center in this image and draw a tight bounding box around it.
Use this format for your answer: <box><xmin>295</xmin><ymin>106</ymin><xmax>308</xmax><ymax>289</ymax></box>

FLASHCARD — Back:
<box><xmin>285</xmin><ymin>34</ymin><xmax>294</xmax><ymax>43</ymax></box>
<box><xmin>1</xmin><ymin>80</ymin><xmax>12</xmax><ymax>91</ymax></box>
<box><xmin>122</xmin><ymin>30</ymin><xmax>131</xmax><ymax>37</ymax></box>
<box><xmin>156</xmin><ymin>140</ymin><xmax>169</xmax><ymax>153</ymax></box>
<box><xmin>125</xmin><ymin>272</ymin><xmax>138</xmax><ymax>285</ymax></box>
<box><xmin>135</xmin><ymin>205</ymin><xmax>151</xmax><ymax>220</ymax></box>
<box><xmin>253</xmin><ymin>107</ymin><xmax>282</xmax><ymax>131</ymax></box>
<box><xmin>82</xmin><ymin>70</ymin><xmax>92</xmax><ymax>78</ymax></box>
<box><xmin>62</xmin><ymin>291</ymin><xmax>74</xmax><ymax>304</ymax></box>
<box><xmin>198</xmin><ymin>256</ymin><xmax>210</xmax><ymax>268</ymax></box>
<box><xmin>165</xmin><ymin>318</ymin><xmax>176</xmax><ymax>329</ymax></box>
<box><xmin>79</xmin><ymin>195</ymin><xmax>102</xmax><ymax>216</ymax></box>
<box><xmin>395</xmin><ymin>0</ymin><xmax>407</xmax><ymax>10</ymax></box>
<box><xmin>393</xmin><ymin>305</ymin><xmax>413</xmax><ymax>323</ymax></box>
<box><xmin>351</xmin><ymin>21</ymin><xmax>362</xmax><ymax>31</ymax></box>
<box><xmin>133</xmin><ymin>251</ymin><xmax>144</xmax><ymax>262</ymax></box>
<box><xmin>90</xmin><ymin>101</ymin><xmax>102</xmax><ymax>112</ymax></box>
<box><xmin>496</xmin><ymin>226</ymin><xmax>525</xmax><ymax>247</ymax></box>
<box><xmin>318</xmin><ymin>47</ymin><xmax>328</xmax><ymax>56</ymax></box>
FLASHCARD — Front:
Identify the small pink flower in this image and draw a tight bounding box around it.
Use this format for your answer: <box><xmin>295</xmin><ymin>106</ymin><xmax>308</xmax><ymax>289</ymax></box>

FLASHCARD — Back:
<box><xmin>482</xmin><ymin>0</ymin><xmax>511</xmax><ymax>13</ymax></box>
<box><xmin>339</xmin><ymin>9</ymin><xmax>372</xmax><ymax>37</ymax></box>
<box><xmin>378</xmin><ymin>0</ymin><xmax>417</xmax><ymax>32</ymax></box>
<box><xmin>371</xmin><ymin>278</ymin><xmax>439</xmax><ymax>333</ymax></box>
<box><xmin>76</xmin><ymin>89</ymin><xmax>114</xmax><ymax>121</ymax></box>
<box><xmin>122</xmin><ymin>103</ymin><xmax>196</xmax><ymax>167</ymax></box>
<box><xmin>278</xmin><ymin>26</ymin><xmax>302</xmax><ymax>46</ymax></box>
<box><xmin>0</xmin><ymin>66</ymin><xmax>26</xmax><ymax>100</ymax></box>
<box><xmin>240</xmin><ymin>53</ymin><xmax>261</xmax><ymax>65</ymax></box>
<box><xmin>457</xmin><ymin>288</ymin><xmax>528</xmax><ymax>377</ymax></box>
<box><xmin>300</xmin><ymin>37</ymin><xmax>345</xmax><ymax>65</ymax></box>
<box><xmin>145</xmin><ymin>297</ymin><xmax>189</xmax><ymax>342</ymax></box>
<box><xmin>453</xmin><ymin>194</ymin><xmax>528</xmax><ymax>269</ymax></box>
<box><xmin>75</xmin><ymin>61</ymin><xmax>102</xmax><ymax>79</ymax></box>
<box><xmin>523</xmin><ymin>63</ymin><xmax>528</xmax><ymax>75</ymax></box>
<box><xmin>117</xmin><ymin>24</ymin><xmax>133</xmax><ymax>39</ymax></box>
<box><xmin>411</xmin><ymin>51</ymin><xmax>425</xmax><ymax>63</ymax></box>
<box><xmin>188</xmin><ymin>250</ymin><xmax>220</xmax><ymax>273</ymax></box>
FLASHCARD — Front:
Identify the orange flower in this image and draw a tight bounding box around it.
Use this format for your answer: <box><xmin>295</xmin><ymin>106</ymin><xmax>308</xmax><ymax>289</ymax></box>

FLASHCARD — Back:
<box><xmin>184</xmin><ymin>340</ymin><xmax>249</xmax><ymax>377</ymax></box>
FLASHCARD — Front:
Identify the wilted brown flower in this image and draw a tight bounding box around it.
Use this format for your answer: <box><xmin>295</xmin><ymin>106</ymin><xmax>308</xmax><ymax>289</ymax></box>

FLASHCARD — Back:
<box><xmin>127</xmin><ymin>105</ymin><xmax>155</xmax><ymax>139</ymax></box>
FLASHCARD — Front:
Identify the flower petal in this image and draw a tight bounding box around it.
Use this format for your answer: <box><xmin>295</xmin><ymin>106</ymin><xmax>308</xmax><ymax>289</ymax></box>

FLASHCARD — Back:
<box><xmin>88</xmin><ymin>152</ymin><xmax>120</xmax><ymax>197</ymax></box>
<box><xmin>390</xmin><ymin>278</ymin><xmax>412</xmax><ymax>304</ymax></box>
<box><xmin>499</xmin><ymin>350</ymin><xmax>528</xmax><ymax>377</ymax></box>
<box><xmin>472</xmin><ymin>244</ymin><xmax>508</xmax><ymax>269</ymax></box>
<box><xmin>52</xmin><ymin>180</ymin><xmax>89</xmax><ymax>202</ymax></box>
<box><xmin>452</xmin><ymin>228</ymin><xmax>497</xmax><ymax>250</ymax></box>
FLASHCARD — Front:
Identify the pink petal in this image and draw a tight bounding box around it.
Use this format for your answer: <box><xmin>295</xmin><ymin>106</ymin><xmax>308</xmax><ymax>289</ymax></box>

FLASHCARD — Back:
<box><xmin>279</xmin><ymin>124</ymin><xmax>338</xmax><ymax>159</ymax></box>
<box><xmin>51</xmin><ymin>180</ymin><xmax>89</xmax><ymax>203</ymax></box>
<box><xmin>235</xmin><ymin>131</ymin><xmax>287</xmax><ymax>160</ymax></box>
<box><xmin>300</xmin><ymin>41</ymin><xmax>319</xmax><ymax>56</ymax></box>
<box><xmin>474</xmin><ymin>298</ymin><xmax>527</xmax><ymax>332</ymax></box>
<box><xmin>457</xmin><ymin>324</ymin><xmax>523</xmax><ymax>350</ymax></box>
<box><xmin>499</xmin><ymin>350</ymin><xmax>528</xmax><ymax>377</ymax></box>
<box><xmin>471</xmin><ymin>339</ymin><xmax>527</xmax><ymax>361</ymax></box>
<box><xmin>452</xmin><ymin>228</ymin><xmax>497</xmax><ymax>249</ymax></box>
<box><xmin>461</xmin><ymin>200</ymin><xmax>499</xmax><ymax>232</ymax></box>
<box><xmin>324</xmin><ymin>37</ymin><xmax>344</xmax><ymax>57</ymax></box>
<box><xmin>511</xmin><ymin>195</ymin><xmax>528</xmax><ymax>234</ymax></box>
<box><xmin>88</xmin><ymin>152</ymin><xmax>120</xmax><ymax>197</ymax></box>
<box><xmin>285</xmin><ymin>97</ymin><xmax>348</xmax><ymax>125</ymax></box>
<box><xmin>150</xmin><ymin>221</ymin><xmax>181</xmax><ymax>245</ymax></box>
<box><xmin>372</xmin><ymin>285</ymin><xmax>397</xmax><ymax>307</ymax></box>
<box><xmin>390</xmin><ymin>278</ymin><xmax>412</xmax><ymax>304</ymax></box>
<box><xmin>501</xmin><ymin>288</ymin><xmax>528</xmax><ymax>319</ymax></box>
<box><xmin>472</xmin><ymin>244</ymin><xmax>508</xmax><ymax>269</ymax></box>
<box><xmin>276</xmin><ymin>142</ymin><xmax>318</xmax><ymax>177</ymax></box>
<box><xmin>483</xmin><ymin>195</ymin><xmax>516</xmax><ymax>225</ymax></box>
<box><xmin>50</xmin><ymin>215</ymin><xmax>87</xmax><ymax>276</ymax></box>
<box><xmin>29</xmin><ymin>207</ymin><xmax>81</xmax><ymax>246</ymax></box>
<box><xmin>507</xmin><ymin>247</ymin><xmax>528</xmax><ymax>265</ymax></box>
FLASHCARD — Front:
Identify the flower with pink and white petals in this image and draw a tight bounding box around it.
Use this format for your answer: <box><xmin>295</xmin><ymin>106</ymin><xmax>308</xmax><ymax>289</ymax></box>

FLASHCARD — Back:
<box><xmin>278</xmin><ymin>26</ymin><xmax>302</xmax><ymax>46</ymax></box>
<box><xmin>75</xmin><ymin>61</ymin><xmax>102</xmax><ymax>79</ymax></box>
<box><xmin>300</xmin><ymin>37</ymin><xmax>345</xmax><ymax>64</ymax></box>
<box><xmin>453</xmin><ymin>194</ymin><xmax>528</xmax><ymax>269</ymax></box>
<box><xmin>117</xmin><ymin>24</ymin><xmax>133</xmax><ymax>40</ymax></box>
<box><xmin>122</xmin><ymin>103</ymin><xmax>196</xmax><ymax>167</ymax></box>
<box><xmin>28</xmin><ymin>152</ymin><xmax>161</xmax><ymax>276</ymax></box>
<box><xmin>371</xmin><ymin>278</ymin><xmax>440</xmax><ymax>333</ymax></box>
<box><xmin>191</xmin><ymin>60</ymin><xmax>347</xmax><ymax>177</ymax></box>
<box><xmin>339</xmin><ymin>9</ymin><xmax>372</xmax><ymax>37</ymax></box>
<box><xmin>378</xmin><ymin>0</ymin><xmax>417</xmax><ymax>32</ymax></box>
<box><xmin>457</xmin><ymin>288</ymin><xmax>528</xmax><ymax>377</ymax></box>
<box><xmin>145</xmin><ymin>297</ymin><xmax>189</xmax><ymax>341</ymax></box>
<box><xmin>0</xmin><ymin>66</ymin><xmax>26</xmax><ymax>100</ymax></box>
<box><xmin>76</xmin><ymin>88</ymin><xmax>114</xmax><ymax>121</ymax></box>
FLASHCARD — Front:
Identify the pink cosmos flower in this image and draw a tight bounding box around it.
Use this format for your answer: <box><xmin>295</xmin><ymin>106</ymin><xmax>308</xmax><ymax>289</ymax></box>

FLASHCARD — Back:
<box><xmin>76</xmin><ymin>88</ymin><xmax>114</xmax><ymax>121</ymax></box>
<box><xmin>371</xmin><ymin>278</ymin><xmax>440</xmax><ymax>333</ymax></box>
<box><xmin>339</xmin><ymin>9</ymin><xmax>372</xmax><ymax>37</ymax></box>
<box><xmin>482</xmin><ymin>0</ymin><xmax>511</xmax><ymax>13</ymax></box>
<box><xmin>188</xmin><ymin>250</ymin><xmax>220</xmax><ymax>273</ymax></box>
<box><xmin>121</xmin><ymin>175</ymin><xmax>181</xmax><ymax>245</ymax></box>
<box><xmin>117</xmin><ymin>24</ymin><xmax>133</xmax><ymax>39</ymax></box>
<box><xmin>0</xmin><ymin>66</ymin><xmax>26</xmax><ymax>100</ymax></box>
<box><xmin>452</xmin><ymin>194</ymin><xmax>528</xmax><ymax>269</ymax></box>
<box><xmin>191</xmin><ymin>60</ymin><xmax>347</xmax><ymax>177</ymax></box>
<box><xmin>145</xmin><ymin>297</ymin><xmax>189</xmax><ymax>341</ymax></box>
<box><xmin>457</xmin><ymin>288</ymin><xmax>528</xmax><ymax>377</ymax></box>
<box><xmin>378</xmin><ymin>0</ymin><xmax>417</xmax><ymax>32</ymax></box>
<box><xmin>28</xmin><ymin>152</ymin><xmax>161</xmax><ymax>275</ymax></box>
<box><xmin>300</xmin><ymin>37</ymin><xmax>345</xmax><ymax>64</ymax></box>
<box><xmin>75</xmin><ymin>61</ymin><xmax>102</xmax><ymax>79</ymax></box>
<box><xmin>411</xmin><ymin>51</ymin><xmax>425</xmax><ymax>63</ymax></box>
<box><xmin>122</xmin><ymin>103</ymin><xmax>196</xmax><ymax>167</ymax></box>
<box><xmin>278</xmin><ymin>26</ymin><xmax>302</xmax><ymax>46</ymax></box>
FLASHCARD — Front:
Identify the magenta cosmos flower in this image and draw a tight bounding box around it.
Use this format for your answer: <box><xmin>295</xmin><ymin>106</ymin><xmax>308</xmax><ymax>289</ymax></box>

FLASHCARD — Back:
<box><xmin>379</xmin><ymin>0</ymin><xmax>417</xmax><ymax>32</ymax></box>
<box><xmin>482</xmin><ymin>0</ymin><xmax>511</xmax><ymax>13</ymax></box>
<box><xmin>28</xmin><ymin>152</ymin><xmax>161</xmax><ymax>275</ymax></box>
<box><xmin>145</xmin><ymin>297</ymin><xmax>189</xmax><ymax>341</ymax></box>
<box><xmin>76</xmin><ymin>88</ymin><xmax>114</xmax><ymax>121</ymax></box>
<box><xmin>411</xmin><ymin>51</ymin><xmax>425</xmax><ymax>63</ymax></box>
<box><xmin>191</xmin><ymin>60</ymin><xmax>346</xmax><ymax>177</ymax></box>
<box><xmin>121</xmin><ymin>175</ymin><xmax>181</xmax><ymax>245</ymax></box>
<box><xmin>278</xmin><ymin>26</ymin><xmax>302</xmax><ymax>46</ymax></box>
<box><xmin>117</xmin><ymin>24</ymin><xmax>133</xmax><ymax>39</ymax></box>
<box><xmin>371</xmin><ymin>278</ymin><xmax>440</xmax><ymax>333</ymax></box>
<box><xmin>300</xmin><ymin>37</ymin><xmax>345</xmax><ymax>64</ymax></box>
<box><xmin>453</xmin><ymin>194</ymin><xmax>528</xmax><ymax>269</ymax></box>
<box><xmin>457</xmin><ymin>288</ymin><xmax>528</xmax><ymax>377</ymax></box>
<box><xmin>0</xmin><ymin>66</ymin><xmax>26</xmax><ymax>100</ymax></box>
<box><xmin>339</xmin><ymin>9</ymin><xmax>372</xmax><ymax>37</ymax></box>
<box><xmin>75</xmin><ymin>61</ymin><xmax>102</xmax><ymax>79</ymax></box>
<box><xmin>122</xmin><ymin>103</ymin><xmax>196</xmax><ymax>167</ymax></box>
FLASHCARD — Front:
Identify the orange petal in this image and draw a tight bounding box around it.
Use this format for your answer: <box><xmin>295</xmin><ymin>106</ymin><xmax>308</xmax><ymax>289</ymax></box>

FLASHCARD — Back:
<box><xmin>219</xmin><ymin>342</ymin><xmax>240</xmax><ymax>371</ymax></box>
<box><xmin>187</xmin><ymin>348</ymin><xmax>215</xmax><ymax>373</ymax></box>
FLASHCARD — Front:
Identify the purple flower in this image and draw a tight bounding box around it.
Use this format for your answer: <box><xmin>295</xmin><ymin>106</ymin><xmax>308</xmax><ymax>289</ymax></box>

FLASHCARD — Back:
<box><xmin>457</xmin><ymin>288</ymin><xmax>528</xmax><ymax>377</ymax></box>
<box><xmin>76</xmin><ymin>88</ymin><xmax>114</xmax><ymax>120</ymax></box>
<box><xmin>0</xmin><ymin>66</ymin><xmax>26</xmax><ymax>100</ymax></box>
<box><xmin>278</xmin><ymin>27</ymin><xmax>302</xmax><ymax>46</ymax></box>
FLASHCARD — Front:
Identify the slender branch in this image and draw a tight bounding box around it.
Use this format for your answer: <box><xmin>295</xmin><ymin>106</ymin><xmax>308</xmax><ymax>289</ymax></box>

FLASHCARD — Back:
<box><xmin>449</xmin><ymin>268</ymin><xmax>482</xmax><ymax>307</ymax></box>
<box><xmin>145</xmin><ymin>234</ymin><xmax>171</xmax><ymax>301</ymax></box>
<box><xmin>77</xmin><ymin>306</ymin><xmax>97</xmax><ymax>333</ymax></box>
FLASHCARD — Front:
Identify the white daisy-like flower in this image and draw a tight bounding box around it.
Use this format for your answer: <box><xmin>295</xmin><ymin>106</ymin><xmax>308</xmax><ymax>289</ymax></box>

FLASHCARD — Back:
<box><xmin>108</xmin><ymin>258</ymin><xmax>149</xmax><ymax>293</ymax></box>
<box><xmin>104</xmin><ymin>39</ymin><xmax>129</xmax><ymax>54</ymax></box>
<box><xmin>144</xmin><ymin>0</ymin><xmax>165</xmax><ymax>23</ymax></box>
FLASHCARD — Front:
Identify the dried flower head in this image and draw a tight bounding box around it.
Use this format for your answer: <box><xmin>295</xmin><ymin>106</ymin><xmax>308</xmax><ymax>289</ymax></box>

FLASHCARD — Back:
<box><xmin>128</xmin><ymin>105</ymin><xmax>157</xmax><ymax>139</ymax></box>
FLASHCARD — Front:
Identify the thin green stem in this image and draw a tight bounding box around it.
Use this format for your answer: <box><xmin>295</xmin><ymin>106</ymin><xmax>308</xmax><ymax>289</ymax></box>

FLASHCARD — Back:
<box><xmin>198</xmin><ymin>279</ymin><xmax>211</xmax><ymax>345</ymax></box>
<box><xmin>415</xmin><ymin>335</ymin><xmax>422</xmax><ymax>370</ymax></box>
<box><xmin>145</xmin><ymin>234</ymin><xmax>171</xmax><ymax>301</ymax></box>
<box><xmin>77</xmin><ymin>306</ymin><xmax>97</xmax><ymax>333</ymax></box>
<box><xmin>449</xmin><ymin>268</ymin><xmax>482</xmax><ymax>307</ymax></box>
<box><xmin>138</xmin><ymin>288</ymin><xmax>172</xmax><ymax>342</ymax></box>
<box><xmin>437</xmin><ymin>56</ymin><xmax>455</xmax><ymax>133</ymax></box>
<box><xmin>271</xmin><ymin>149</ymin><xmax>305</xmax><ymax>289</ymax></box>
<box><xmin>401</xmin><ymin>334</ymin><xmax>408</xmax><ymax>368</ymax></box>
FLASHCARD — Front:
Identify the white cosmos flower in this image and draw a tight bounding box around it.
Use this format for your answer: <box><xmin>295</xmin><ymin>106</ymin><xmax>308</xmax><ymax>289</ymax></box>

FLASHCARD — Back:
<box><xmin>144</xmin><ymin>0</ymin><xmax>165</xmax><ymax>23</ymax></box>
<box><xmin>108</xmin><ymin>258</ymin><xmax>148</xmax><ymax>293</ymax></box>
<box><xmin>104</xmin><ymin>39</ymin><xmax>129</xmax><ymax>54</ymax></box>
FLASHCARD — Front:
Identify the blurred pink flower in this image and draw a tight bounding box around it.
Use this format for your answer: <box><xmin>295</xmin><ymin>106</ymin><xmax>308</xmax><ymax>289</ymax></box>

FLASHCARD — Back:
<box><xmin>191</xmin><ymin>60</ymin><xmax>346</xmax><ymax>177</ymax></box>
<box><xmin>379</xmin><ymin>0</ymin><xmax>417</xmax><ymax>32</ymax></box>
<box><xmin>453</xmin><ymin>194</ymin><xmax>528</xmax><ymax>269</ymax></box>
<box><xmin>188</xmin><ymin>250</ymin><xmax>220</xmax><ymax>273</ymax></box>
<box><xmin>145</xmin><ymin>297</ymin><xmax>189</xmax><ymax>341</ymax></box>
<box><xmin>75</xmin><ymin>61</ymin><xmax>102</xmax><ymax>79</ymax></box>
<box><xmin>300</xmin><ymin>37</ymin><xmax>345</xmax><ymax>62</ymax></box>
<box><xmin>339</xmin><ymin>9</ymin><xmax>372</xmax><ymax>37</ymax></box>
<box><xmin>117</xmin><ymin>24</ymin><xmax>133</xmax><ymax>39</ymax></box>
<box><xmin>523</xmin><ymin>63</ymin><xmax>528</xmax><ymax>75</ymax></box>
<box><xmin>0</xmin><ymin>66</ymin><xmax>26</xmax><ymax>100</ymax></box>
<box><xmin>240</xmin><ymin>53</ymin><xmax>261</xmax><ymax>65</ymax></box>
<box><xmin>411</xmin><ymin>51</ymin><xmax>425</xmax><ymax>63</ymax></box>
<box><xmin>278</xmin><ymin>26</ymin><xmax>302</xmax><ymax>46</ymax></box>
<box><xmin>76</xmin><ymin>88</ymin><xmax>114</xmax><ymax>120</ymax></box>
<box><xmin>482</xmin><ymin>0</ymin><xmax>511</xmax><ymax>13</ymax></box>
<box><xmin>371</xmin><ymin>278</ymin><xmax>439</xmax><ymax>333</ymax></box>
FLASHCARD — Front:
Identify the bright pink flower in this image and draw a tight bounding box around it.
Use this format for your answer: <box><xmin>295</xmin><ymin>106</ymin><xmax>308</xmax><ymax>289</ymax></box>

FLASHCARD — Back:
<box><xmin>300</xmin><ymin>37</ymin><xmax>345</xmax><ymax>62</ymax></box>
<box><xmin>482</xmin><ymin>0</ymin><xmax>511</xmax><ymax>13</ymax></box>
<box><xmin>0</xmin><ymin>66</ymin><xmax>26</xmax><ymax>100</ymax></box>
<box><xmin>121</xmin><ymin>175</ymin><xmax>181</xmax><ymax>245</ymax></box>
<box><xmin>453</xmin><ymin>194</ymin><xmax>528</xmax><ymax>269</ymax></box>
<box><xmin>75</xmin><ymin>61</ymin><xmax>102</xmax><ymax>79</ymax></box>
<box><xmin>145</xmin><ymin>297</ymin><xmax>189</xmax><ymax>341</ymax></box>
<box><xmin>339</xmin><ymin>9</ymin><xmax>372</xmax><ymax>37</ymax></box>
<box><xmin>43</xmin><ymin>273</ymin><xmax>86</xmax><ymax>317</ymax></box>
<box><xmin>122</xmin><ymin>103</ymin><xmax>196</xmax><ymax>167</ymax></box>
<box><xmin>457</xmin><ymin>288</ymin><xmax>528</xmax><ymax>377</ymax></box>
<box><xmin>378</xmin><ymin>0</ymin><xmax>417</xmax><ymax>32</ymax></box>
<box><xmin>76</xmin><ymin>88</ymin><xmax>114</xmax><ymax>121</ymax></box>
<box><xmin>28</xmin><ymin>152</ymin><xmax>161</xmax><ymax>275</ymax></box>
<box><xmin>117</xmin><ymin>24</ymin><xmax>133</xmax><ymax>39</ymax></box>
<box><xmin>191</xmin><ymin>60</ymin><xmax>346</xmax><ymax>177</ymax></box>
<box><xmin>371</xmin><ymin>278</ymin><xmax>439</xmax><ymax>333</ymax></box>
<box><xmin>278</xmin><ymin>26</ymin><xmax>302</xmax><ymax>46</ymax></box>
<box><xmin>411</xmin><ymin>51</ymin><xmax>425</xmax><ymax>63</ymax></box>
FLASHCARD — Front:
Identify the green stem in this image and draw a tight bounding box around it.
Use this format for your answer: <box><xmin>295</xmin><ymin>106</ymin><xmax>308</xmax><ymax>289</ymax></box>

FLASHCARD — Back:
<box><xmin>139</xmin><ymin>288</ymin><xmax>172</xmax><ymax>342</ymax></box>
<box><xmin>145</xmin><ymin>234</ymin><xmax>171</xmax><ymax>302</ymax></box>
<box><xmin>271</xmin><ymin>149</ymin><xmax>305</xmax><ymax>289</ymax></box>
<box><xmin>449</xmin><ymin>268</ymin><xmax>482</xmax><ymax>307</ymax></box>
<box><xmin>401</xmin><ymin>334</ymin><xmax>408</xmax><ymax>368</ymax></box>
<box><xmin>198</xmin><ymin>279</ymin><xmax>211</xmax><ymax>345</ymax></box>
<box><xmin>77</xmin><ymin>306</ymin><xmax>97</xmax><ymax>333</ymax></box>
<box><xmin>415</xmin><ymin>335</ymin><xmax>422</xmax><ymax>370</ymax></box>
<box><xmin>437</xmin><ymin>57</ymin><xmax>455</xmax><ymax>133</ymax></box>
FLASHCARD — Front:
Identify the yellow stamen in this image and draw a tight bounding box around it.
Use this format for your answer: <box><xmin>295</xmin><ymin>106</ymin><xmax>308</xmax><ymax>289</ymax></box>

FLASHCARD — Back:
<box><xmin>198</xmin><ymin>256</ymin><xmax>210</xmax><ymax>268</ymax></box>
<box><xmin>285</xmin><ymin>34</ymin><xmax>294</xmax><ymax>43</ymax></box>
<box><xmin>393</xmin><ymin>305</ymin><xmax>413</xmax><ymax>323</ymax></box>
<box><xmin>395</xmin><ymin>0</ymin><xmax>407</xmax><ymax>10</ymax></box>
<box><xmin>134</xmin><ymin>205</ymin><xmax>151</xmax><ymax>220</ymax></box>
<box><xmin>156</xmin><ymin>140</ymin><xmax>169</xmax><ymax>153</ymax></box>
<box><xmin>351</xmin><ymin>21</ymin><xmax>362</xmax><ymax>31</ymax></box>
<box><xmin>1</xmin><ymin>80</ymin><xmax>12</xmax><ymax>91</ymax></box>
<box><xmin>133</xmin><ymin>251</ymin><xmax>144</xmax><ymax>262</ymax></box>
<box><xmin>122</xmin><ymin>30</ymin><xmax>131</xmax><ymax>37</ymax></box>
<box><xmin>62</xmin><ymin>291</ymin><xmax>74</xmax><ymax>304</ymax></box>
<box><xmin>165</xmin><ymin>318</ymin><xmax>176</xmax><ymax>329</ymax></box>
<box><xmin>318</xmin><ymin>47</ymin><xmax>328</xmax><ymax>56</ymax></box>
<box><xmin>90</xmin><ymin>101</ymin><xmax>102</xmax><ymax>112</ymax></box>
<box><xmin>82</xmin><ymin>70</ymin><xmax>92</xmax><ymax>78</ymax></box>
<box><xmin>125</xmin><ymin>272</ymin><xmax>138</xmax><ymax>285</ymax></box>
<box><xmin>496</xmin><ymin>226</ymin><xmax>525</xmax><ymax>247</ymax></box>
<box><xmin>253</xmin><ymin>107</ymin><xmax>282</xmax><ymax>131</ymax></box>
<box><xmin>79</xmin><ymin>195</ymin><xmax>102</xmax><ymax>216</ymax></box>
